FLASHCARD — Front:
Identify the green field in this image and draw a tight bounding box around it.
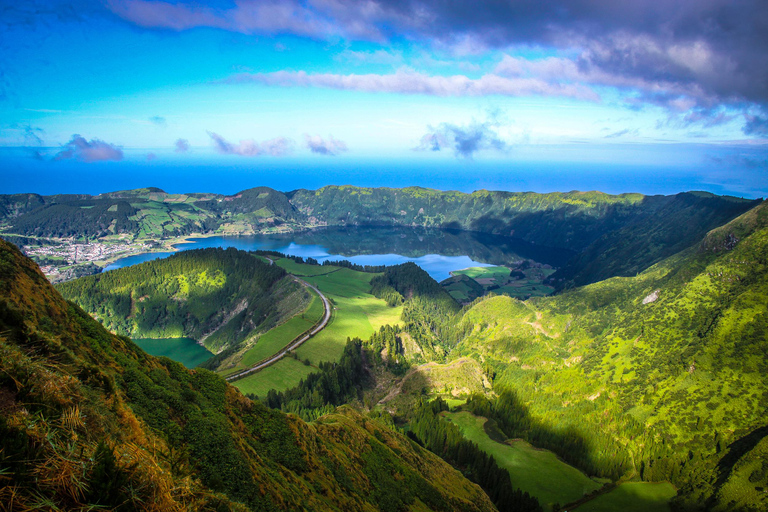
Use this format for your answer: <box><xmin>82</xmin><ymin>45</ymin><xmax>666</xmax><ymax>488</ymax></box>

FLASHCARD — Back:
<box><xmin>132</xmin><ymin>337</ymin><xmax>213</xmax><ymax>368</ymax></box>
<box><xmin>273</xmin><ymin>261</ymin><xmax>403</xmax><ymax>364</ymax></box>
<box><xmin>449</xmin><ymin>265</ymin><xmax>555</xmax><ymax>300</ymax></box>
<box><xmin>292</xmin><ymin>267</ymin><xmax>403</xmax><ymax>364</ymax></box>
<box><xmin>577</xmin><ymin>482</ymin><xmax>676</xmax><ymax>512</ymax></box>
<box><xmin>453</xmin><ymin>266</ymin><xmax>510</xmax><ymax>280</ymax></box>
<box><xmin>276</xmin><ymin>259</ymin><xmax>342</xmax><ymax>276</ymax></box>
<box><xmin>231</xmin><ymin>260</ymin><xmax>403</xmax><ymax>394</ymax></box>
<box><xmin>443</xmin><ymin>411</ymin><xmax>602</xmax><ymax>510</ymax></box>
<box><xmin>231</xmin><ymin>356</ymin><xmax>317</xmax><ymax>397</ymax></box>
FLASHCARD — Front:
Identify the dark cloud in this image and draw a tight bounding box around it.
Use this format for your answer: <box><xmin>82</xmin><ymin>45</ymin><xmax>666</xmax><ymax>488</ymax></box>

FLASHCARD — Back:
<box><xmin>109</xmin><ymin>1</ymin><xmax>768</xmax><ymax>109</ymax></box>
<box><xmin>743</xmin><ymin>114</ymin><xmax>768</xmax><ymax>137</ymax></box>
<box><xmin>149</xmin><ymin>115</ymin><xmax>166</xmax><ymax>127</ymax></box>
<box><xmin>416</xmin><ymin>118</ymin><xmax>507</xmax><ymax>158</ymax></box>
<box><xmin>54</xmin><ymin>134</ymin><xmax>123</xmax><ymax>162</ymax></box>
<box><xmin>207</xmin><ymin>132</ymin><xmax>295</xmax><ymax>156</ymax></box>
<box><xmin>304</xmin><ymin>134</ymin><xmax>348</xmax><ymax>155</ymax></box>
<box><xmin>112</xmin><ymin>1</ymin><xmax>768</xmax><ymax>138</ymax></box>
<box><xmin>174</xmin><ymin>138</ymin><xmax>190</xmax><ymax>152</ymax></box>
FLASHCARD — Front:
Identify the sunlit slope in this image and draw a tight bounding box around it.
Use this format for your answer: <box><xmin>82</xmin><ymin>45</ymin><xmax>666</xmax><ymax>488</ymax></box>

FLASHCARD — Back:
<box><xmin>231</xmin><ymin>258</ymin><xmax>403</xmax><ymax>397</ymax></box>
<box><xmin>444</xmin><ymin>411</ymin><xmax>602</xmax><ymax>509</ymax></box>
<box><xmin>454</xmin><ymin>202</ymin><xmax>768</xmax><ymax>509</ymax></box>
<box><xmin>0</xmin><ymin>237</ymin><xmax>499</xmax><ymax>512</ymax></box>
<box><xmin>57</xmin><ymin>247</ymin><xmax>310</xmax><ymax>353</ymax></box>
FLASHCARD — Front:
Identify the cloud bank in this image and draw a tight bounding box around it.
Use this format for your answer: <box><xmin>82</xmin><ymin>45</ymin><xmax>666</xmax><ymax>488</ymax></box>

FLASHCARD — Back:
<box><xmin>228</xmin><ymin>69</ymin><xmax>599</xmax><ymax>101</ymax></box>
<box><xmin>54</xmin><ymin>135</ymin><xmax>123</xmax><ymax>162</ymax></box>
<box><xmin>108</xmin><ymin>0</ymin><xmax>768</xmax><ymax>110</ymax></box>
<box><xmin>207</xmin><ymin>132</ymin><xmax>294</xmax><ymax>156</ymax></box>
<box><xmin>305</xmin><ymin>134</ymin><xmax>348</xmax><ymax>156</ymax></box>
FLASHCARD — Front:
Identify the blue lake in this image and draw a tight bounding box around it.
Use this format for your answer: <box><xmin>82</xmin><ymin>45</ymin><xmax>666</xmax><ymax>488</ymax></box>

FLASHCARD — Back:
<box><xmin>102</xmin><ymin>226</ymin><xmax>570</xmax><ymax>281</ymax></box>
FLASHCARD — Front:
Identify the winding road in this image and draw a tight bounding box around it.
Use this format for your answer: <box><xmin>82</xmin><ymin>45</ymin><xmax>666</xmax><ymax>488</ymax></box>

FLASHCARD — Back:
<box><xmin>225</xmin><ymin>276</ymin><xmax>332</xmax><ymax>381</ymax></box>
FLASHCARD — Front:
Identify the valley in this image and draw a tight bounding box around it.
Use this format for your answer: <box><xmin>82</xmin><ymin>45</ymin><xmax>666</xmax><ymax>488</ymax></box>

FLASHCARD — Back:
<box><xmin>1</xmin><ymin>186</ymin><xmax>766</xmax><ymax>512</ymax></box>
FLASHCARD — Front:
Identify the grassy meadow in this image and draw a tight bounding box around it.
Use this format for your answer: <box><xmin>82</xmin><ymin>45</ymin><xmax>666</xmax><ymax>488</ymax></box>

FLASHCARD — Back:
<box><xmin>577</xmin><ymin>482</ymin><xmax>676</xmax><ymax>512</ymax></box>
<box><xmin>232</xmin><ymin>356</ymin><xmax>318</xmax><ymax>397</ymax></box>
<box><xmin>445</xmin><ymin>265</ymin><xmax>555</xmax><ymax>301</ymax></box>
<box><xmin>220</xmin><ymin>292</ymin><xmax>324</xmax><ymax>377</ymax></box>
<box><xmin>443</xmin><ymin>411</ymin><xmax>602</xmax><ymax>510</ymax></box>
<box><xmin>230</xmin><ymin>259</ymin><xmax>402</xmax><ymax>394</ymax></box>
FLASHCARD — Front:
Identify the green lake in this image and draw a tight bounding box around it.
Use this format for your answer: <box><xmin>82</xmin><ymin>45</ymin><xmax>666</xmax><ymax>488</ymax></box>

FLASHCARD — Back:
<box><xmin>132</xmin><ymin>337</ymin><xmax>212</xmax><ymax>368</ymax></box>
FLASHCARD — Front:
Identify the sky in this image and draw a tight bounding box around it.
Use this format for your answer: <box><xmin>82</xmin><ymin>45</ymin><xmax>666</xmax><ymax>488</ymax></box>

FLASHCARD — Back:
<box><xmin>1</xmin><ymin>0</ymin><xmax>767</xmax><ymax>197</ymax></box>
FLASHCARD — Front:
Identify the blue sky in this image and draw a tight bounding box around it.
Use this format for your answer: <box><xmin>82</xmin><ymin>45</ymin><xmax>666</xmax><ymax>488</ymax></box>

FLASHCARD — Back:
<box><xmin>1</xmin><ymin>1</ymin><xmax>767</xmax><ymax>197</ymax></box>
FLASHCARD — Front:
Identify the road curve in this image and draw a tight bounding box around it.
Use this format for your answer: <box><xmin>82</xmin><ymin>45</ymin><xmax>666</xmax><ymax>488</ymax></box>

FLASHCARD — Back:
<box><xmin>225</xmin><ymin>276</ymin><xmax>332</xmax><ymax>381</ymax></box>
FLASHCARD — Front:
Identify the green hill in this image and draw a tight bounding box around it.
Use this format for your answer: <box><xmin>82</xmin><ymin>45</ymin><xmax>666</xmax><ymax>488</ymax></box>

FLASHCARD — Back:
<box><xmin>451</xmin><ymin>202</ymin><xmax>768</xmax><ymax>510</ymax></box>
<box><xmin>56</xmin><ymin>247</ymin><xmax>308</xmax><ymax>354</ymax></box>
<box><xmin>0</xmin><ymin>237</ymin><xmax>500</xmax><ymax>512</ymax></box>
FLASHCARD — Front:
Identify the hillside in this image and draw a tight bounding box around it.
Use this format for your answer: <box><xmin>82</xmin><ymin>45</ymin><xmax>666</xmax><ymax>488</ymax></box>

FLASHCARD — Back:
<box><xmin>56</xmin><ymin>248</ymin><xmax>307</xmax><ymax>354</ymax></box>
<box><xmin>451</xmin><ymin>202</ymin><xmax>768</xmax><ymax>510</ymax></box>
<box><xmin>0</xmin><ymin>237</ymin><xmax>502</xmax><ymax>512</ymax></box>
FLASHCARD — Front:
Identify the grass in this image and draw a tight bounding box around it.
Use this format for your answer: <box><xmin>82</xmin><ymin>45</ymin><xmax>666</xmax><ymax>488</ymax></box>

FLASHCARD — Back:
<box><xmin>454</xmin><ymin>266</ymin><xmax>512</xmax><ymax>281</ymax></box>
<box><xmin>231</xmin><ymin>356</ymin><xmax>317</xmax><ymax>397</ymax></box>
<box><xmin>443</xmin><ymin>411</ymin><xmax>601</xmax><ymax>510</ymax></box>
<box><xmin>221</xmin><ymin>292</ymin><xmax>325</xmax><ymax>376</ymax></box>
<box><xmin>276</xmin><ymin>259</ymin><xmax>342</xmax><ymax>276</ymax></box>
<box><xmin>132</xmin><ymin>337</ymin><xmax>213</xmax><ymax>368</ymax></box>
<box><xmin>449</xmin><ymin>265</ymin><xmax>555</xmax><ymax>299</ymax></box>
<box><xmin>289</xmin><ymin>266</ymin><xmax>403</xmax><ymax>364</ymax></box>
<box><xmin>226</xmin><ymin>259</ymin><xmax>404</xmax><ymax>396</ymax></box>
<box><xmin>577</xmin><ymin>482</ymin><xmax>676</xmax><ymax>512</ymax></box>
<box><xmin>443</xmin><ymin>280</ymin><xmax>475</xmax><ymax>302</ymax></box>
<box><xmin>231</xmin><ymin>259</ymin><xmax>403</xmax><ymax>394</ymax></box>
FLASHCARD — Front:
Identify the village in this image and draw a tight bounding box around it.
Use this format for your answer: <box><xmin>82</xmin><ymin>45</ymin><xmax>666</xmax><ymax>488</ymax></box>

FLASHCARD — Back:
<box><xmin>21</xmin><ymin>239</ymin><xmax>153</xmax><ymax>282</ymax></box>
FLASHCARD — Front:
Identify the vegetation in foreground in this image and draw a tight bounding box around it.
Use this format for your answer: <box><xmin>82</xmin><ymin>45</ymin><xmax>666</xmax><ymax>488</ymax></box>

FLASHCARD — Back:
<box><xmin>0</xmin><ymin>237</ymin><xmax>501</xmax><ymax>512</ymax></box>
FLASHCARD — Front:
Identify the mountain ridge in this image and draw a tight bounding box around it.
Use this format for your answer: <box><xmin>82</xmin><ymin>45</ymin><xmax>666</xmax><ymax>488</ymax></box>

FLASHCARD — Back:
<box><xmin>1</xmin><ymin>186</ymin><xmax>760</xmax><ymax>290</ymax></box>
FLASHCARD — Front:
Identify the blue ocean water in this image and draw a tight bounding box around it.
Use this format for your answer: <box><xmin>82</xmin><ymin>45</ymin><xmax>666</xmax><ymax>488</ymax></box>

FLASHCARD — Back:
<box><xmin>1</xmin><ymin>146</ymin><xmax>765</xmax><ymax>198</ymax></box>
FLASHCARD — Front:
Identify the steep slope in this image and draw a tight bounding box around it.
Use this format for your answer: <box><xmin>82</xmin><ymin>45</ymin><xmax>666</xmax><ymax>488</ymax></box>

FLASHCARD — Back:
<box><xmin>548</xmin><ymin>191</ymin><xmax>762</xmax><ymax>289</ymax></box>
<box><xmin>0</xmin><ymin>237</ymin><xmax>499</xmax><ymax>512</ymax></box>
<box><xmin>453</xmin><ymin>202</ymin><xmax>768</xmax><ymax>510</ymax></box>
<box><xmin>288</xmin><ymin>186</ymin><xmax>650</xmax><ymax>251</ymax></box>
<box><xmin>57</xmin><ymin>247</ymin><xmax>307</xmax><ymax>353</ymax></box>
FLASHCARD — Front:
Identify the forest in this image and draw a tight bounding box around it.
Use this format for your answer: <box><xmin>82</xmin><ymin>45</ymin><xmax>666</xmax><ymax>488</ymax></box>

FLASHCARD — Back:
<box><xmin>56</xmin><ymin>247</ymin><xmax>307</xmax><ymax>353</ymax></box>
